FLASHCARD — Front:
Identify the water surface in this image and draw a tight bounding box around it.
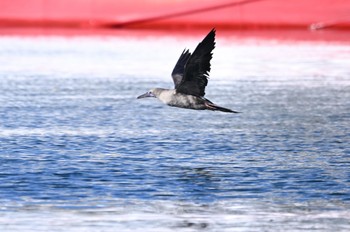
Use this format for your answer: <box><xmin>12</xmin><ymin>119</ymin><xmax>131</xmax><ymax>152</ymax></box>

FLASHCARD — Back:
<box><xmin>0</xmin><ymin>34</ymin><xmax>350</xmax><ymax>231</ymax></box>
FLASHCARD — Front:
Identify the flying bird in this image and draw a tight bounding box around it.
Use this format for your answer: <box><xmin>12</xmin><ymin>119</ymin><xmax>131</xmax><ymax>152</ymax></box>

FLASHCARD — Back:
<box><xmin>137</xmin><ymin>28</ymin><xmax>238</xmax><ymax>113</ymax></box>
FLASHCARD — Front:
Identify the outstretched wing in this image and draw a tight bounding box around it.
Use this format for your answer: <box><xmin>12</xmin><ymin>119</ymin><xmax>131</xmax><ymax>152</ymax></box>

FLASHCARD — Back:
<box><xmin>171</xmin><ymin>49</ymin><xmax>191</xmax><ymax>88</ymax></box>
<box><xmin>175</xmin><ymin>28</ymin><xmax>216</xmax><ymax>97</ymax></box>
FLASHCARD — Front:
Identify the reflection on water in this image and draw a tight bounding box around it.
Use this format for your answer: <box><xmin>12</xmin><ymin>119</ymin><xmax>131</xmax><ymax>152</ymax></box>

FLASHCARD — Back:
<box><xmin>0</xmin><ymin>34</ymin><xmax>350</xmax><ymax>231</ymax></box>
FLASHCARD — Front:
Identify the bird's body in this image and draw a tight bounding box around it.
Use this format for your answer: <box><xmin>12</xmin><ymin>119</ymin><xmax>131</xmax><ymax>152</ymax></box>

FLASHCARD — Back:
<box><xmin>137</xmin><ymin>29</ymin><xmax>238</xmax><ymax>113</ymax></box>
<box><xmin>151</xmin><ymin>88</ymin><xmax>207</xmax><ymax>110</ymax></box>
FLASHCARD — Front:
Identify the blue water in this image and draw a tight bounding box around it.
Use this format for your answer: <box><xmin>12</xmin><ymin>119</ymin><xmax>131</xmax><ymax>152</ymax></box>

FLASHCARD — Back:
<box><xmin>0</xmin><ymin>34</ymin><xmax>350</xmax><ymax>231</ymax></box>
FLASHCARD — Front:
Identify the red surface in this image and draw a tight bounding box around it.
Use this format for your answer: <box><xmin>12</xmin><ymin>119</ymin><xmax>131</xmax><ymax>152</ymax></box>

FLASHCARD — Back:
<box><xmin>0</xmin><ymin>0</ymin><xmax>349</xmax><ymax>41</ymax></box>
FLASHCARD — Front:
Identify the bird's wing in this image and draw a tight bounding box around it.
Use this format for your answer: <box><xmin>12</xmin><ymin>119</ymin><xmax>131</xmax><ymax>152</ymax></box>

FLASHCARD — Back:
<box><xmin>171</xmin><ymin>49</ymin><xmax>191</xmax><ymax>88</ymax></box>
<box><xmin>175</xmin><ymin>28</ymin><xmax>216</xmax><ymax>97</ymax></box>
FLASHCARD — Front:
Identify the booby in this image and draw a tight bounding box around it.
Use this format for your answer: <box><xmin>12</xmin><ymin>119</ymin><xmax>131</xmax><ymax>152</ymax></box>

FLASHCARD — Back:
<box><xmin>137</xmin><ymin>28</ymin><xmax>238</xmax><ymax>113</ymax></box>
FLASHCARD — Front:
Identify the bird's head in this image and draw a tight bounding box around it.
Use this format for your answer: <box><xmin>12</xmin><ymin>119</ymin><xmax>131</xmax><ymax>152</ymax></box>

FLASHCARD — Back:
<box><xmin>137</xmin><ymin>89</ymin><xmax>157</xmax><ymax>99</ymax></box>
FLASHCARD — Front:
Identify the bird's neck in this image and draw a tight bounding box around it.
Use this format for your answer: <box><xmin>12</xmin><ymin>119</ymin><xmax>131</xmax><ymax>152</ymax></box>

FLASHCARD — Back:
<box><xmin>153</xmin><ymin>88</ymin><xmax>172</xmax><ymax>97</ymax></box>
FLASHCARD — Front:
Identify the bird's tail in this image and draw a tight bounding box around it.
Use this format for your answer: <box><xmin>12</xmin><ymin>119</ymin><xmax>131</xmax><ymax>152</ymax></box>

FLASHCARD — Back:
<box><xmin>205</xmin><ymin>102</ymin><xmax>239</xmax><ymax>113</ymax></box>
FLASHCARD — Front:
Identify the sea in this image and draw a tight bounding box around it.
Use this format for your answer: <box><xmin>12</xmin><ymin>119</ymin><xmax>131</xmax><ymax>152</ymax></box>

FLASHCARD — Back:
<box><xmin>0</xmin><ymin>31</ymin><xmax>349</xmax><ymax>231</ymax></box>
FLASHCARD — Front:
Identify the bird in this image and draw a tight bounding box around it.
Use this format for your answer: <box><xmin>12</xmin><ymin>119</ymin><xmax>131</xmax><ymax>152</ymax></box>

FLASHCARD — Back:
<box><xmin>137</xmin><ymin>28</ymin><xmax>238</xmax><ymax>113</ymax></box>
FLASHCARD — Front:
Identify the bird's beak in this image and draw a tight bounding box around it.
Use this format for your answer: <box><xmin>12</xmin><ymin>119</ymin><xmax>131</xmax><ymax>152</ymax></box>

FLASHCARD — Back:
<box><xmin>137</xmin><ymin>92</ymin><xmax>155</xmax><ymax>99</ymax></box>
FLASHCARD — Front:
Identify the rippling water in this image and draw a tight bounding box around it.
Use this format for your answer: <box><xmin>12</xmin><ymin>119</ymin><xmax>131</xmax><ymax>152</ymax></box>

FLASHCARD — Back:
<box><xmin>0</xmin><ymin>33</ymin><xmax>350</xmax><ymax>231</ymax></box>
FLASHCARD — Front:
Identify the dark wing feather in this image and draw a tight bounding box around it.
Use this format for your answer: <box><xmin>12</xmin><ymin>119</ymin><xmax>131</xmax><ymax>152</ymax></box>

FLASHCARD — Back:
<box><xmin>171</xmin><ymin>49</ymin><xmax>191</xmax><ymax>88</ymax></box>
<box><xmin>176</xmin><ymin>28</ymin><xmax>216</xmax><ymax>97</ymax></box>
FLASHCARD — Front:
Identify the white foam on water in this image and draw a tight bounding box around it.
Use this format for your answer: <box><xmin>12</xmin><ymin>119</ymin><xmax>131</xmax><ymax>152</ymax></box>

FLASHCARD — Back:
<box><xmin>0</xmin><ymin>200</ymin><xmax>349</xmax><ymax>232</ymax></box>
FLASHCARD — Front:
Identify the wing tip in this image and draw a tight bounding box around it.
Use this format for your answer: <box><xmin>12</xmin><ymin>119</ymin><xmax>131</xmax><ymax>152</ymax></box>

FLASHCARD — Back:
<box><xmin>207</xmin><ymin>28</ymin><xmax>216</xmax><ymax>48</ymax></box>
<box><xmin>209</xmin><ymin>28</ymin><xmax>216</xmax><ymax>38</ymax></box>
